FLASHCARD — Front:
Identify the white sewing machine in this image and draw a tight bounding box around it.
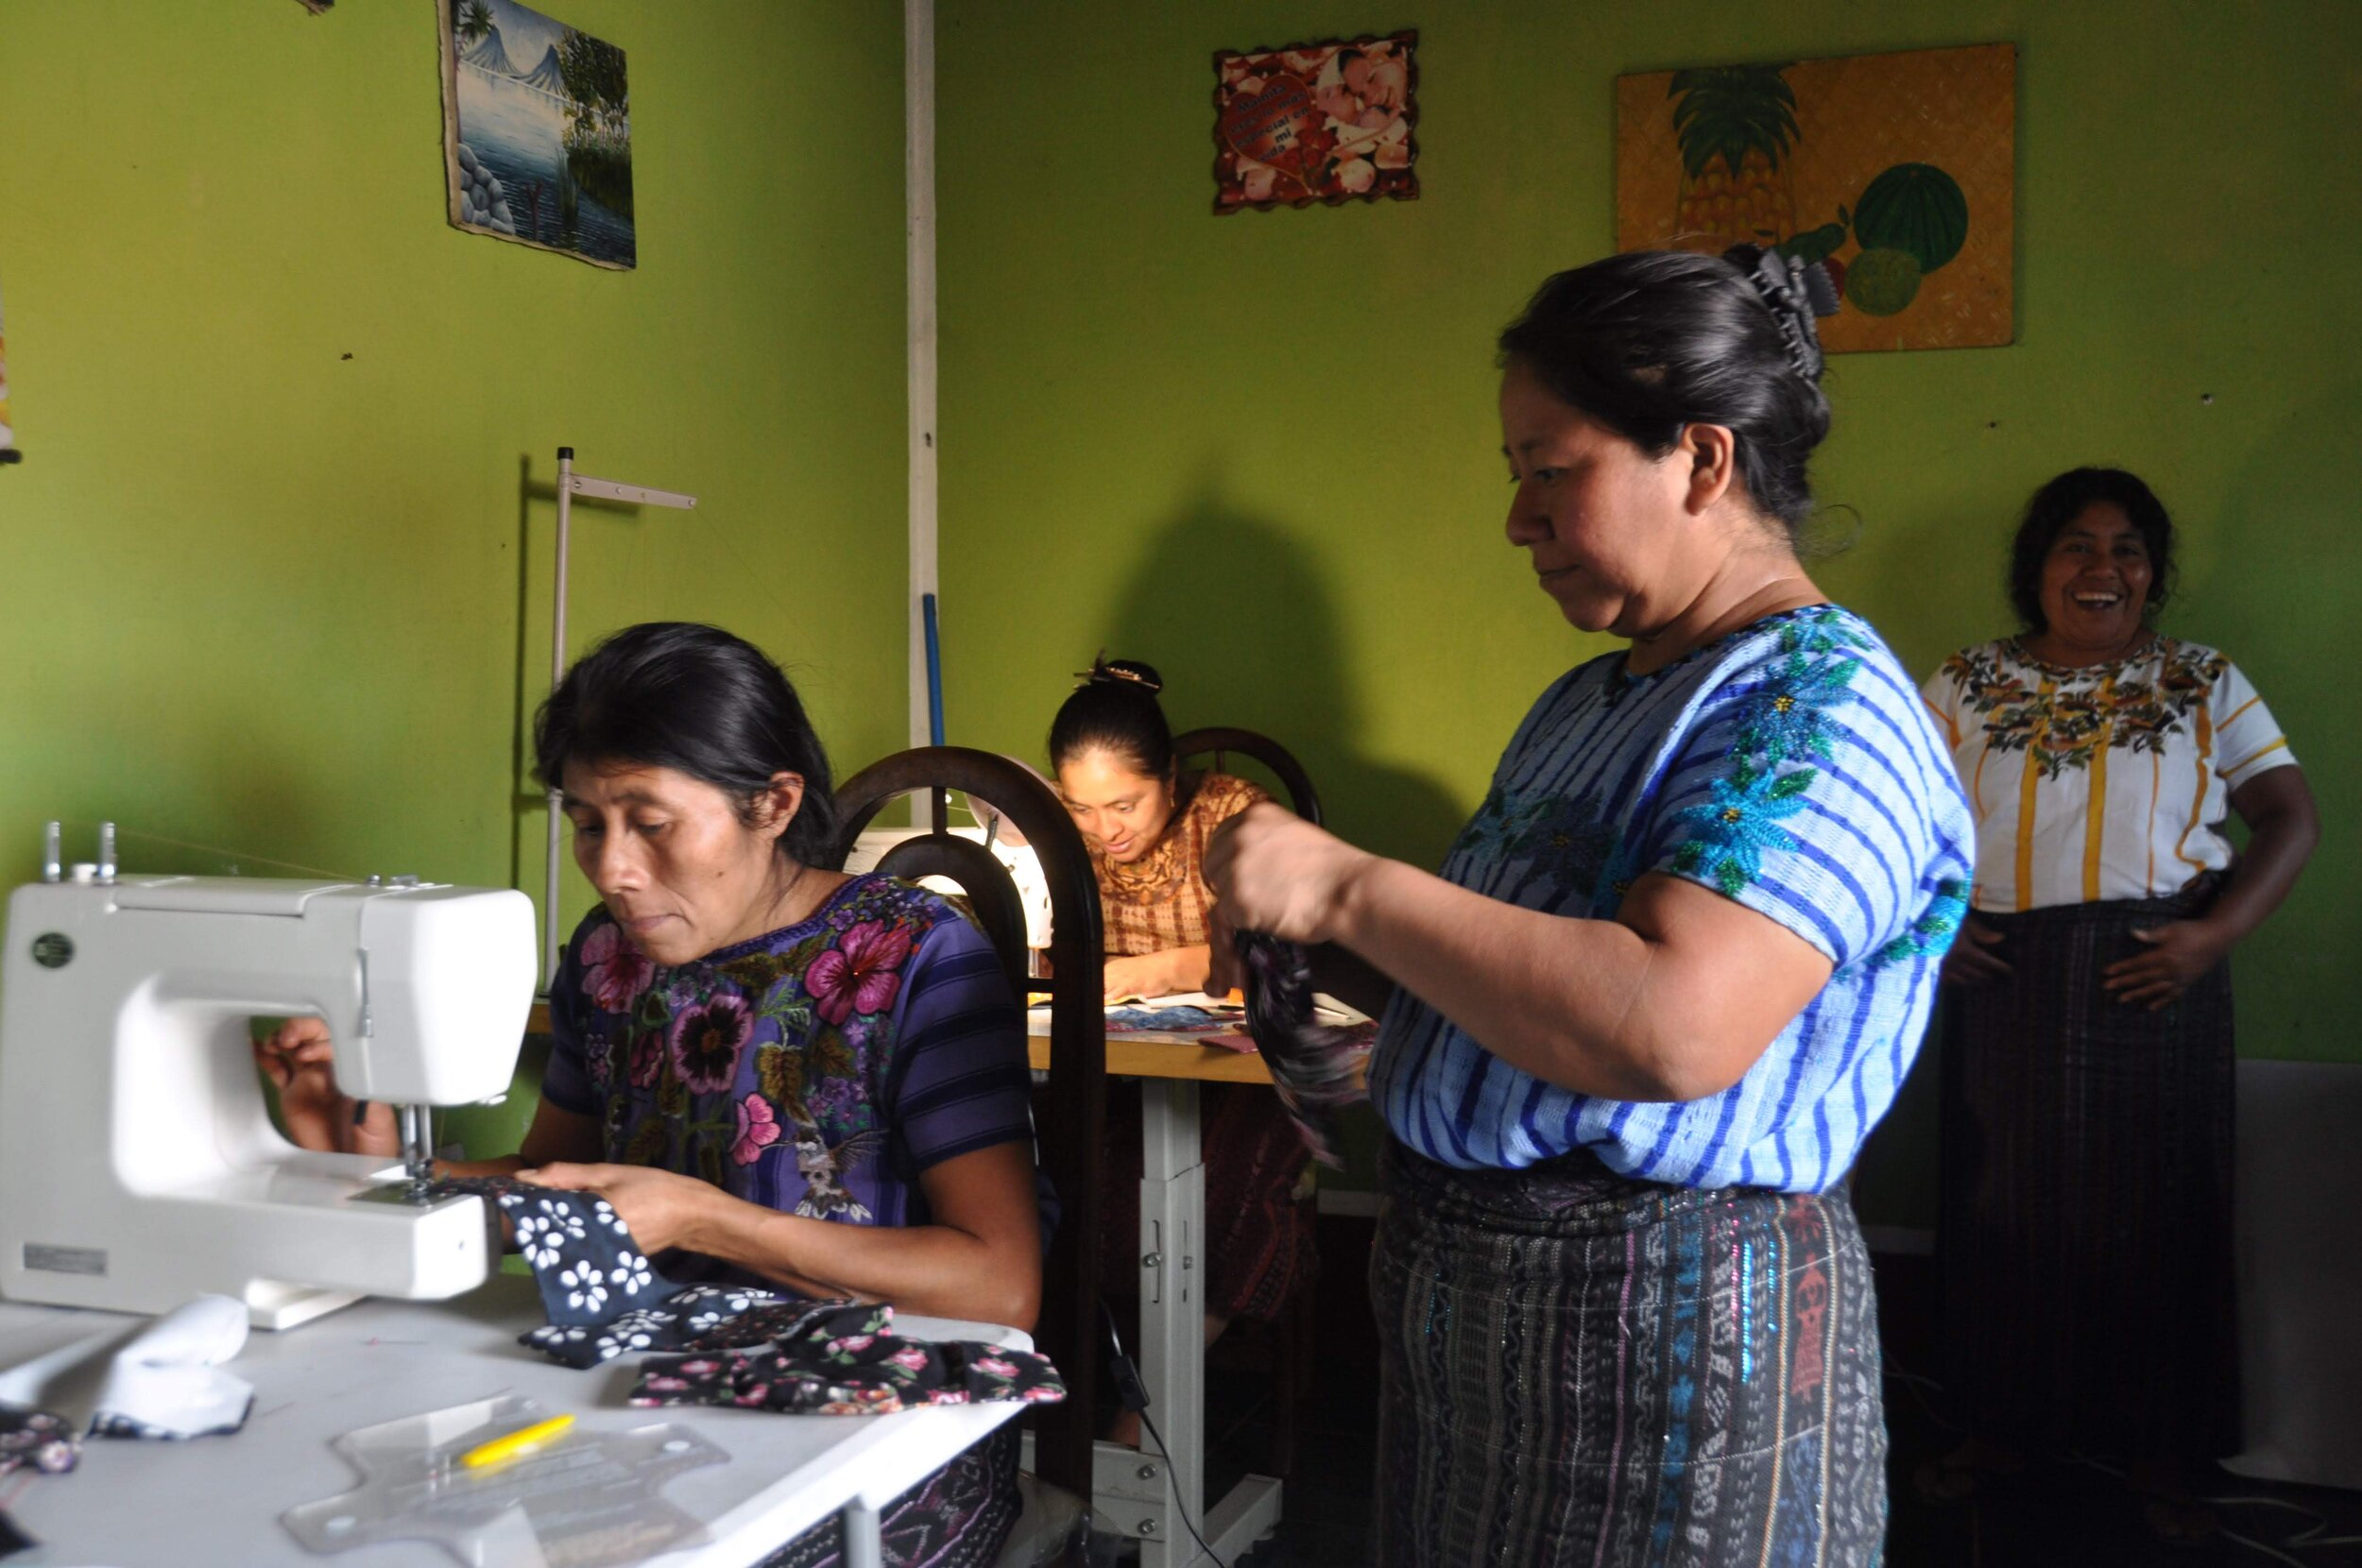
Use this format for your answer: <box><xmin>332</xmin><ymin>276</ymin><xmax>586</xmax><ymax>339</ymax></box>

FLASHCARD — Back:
<box><xmin>0</xmin><ymin>824</ymin><xmax>537</xmax><ymax>1329</ymax></box>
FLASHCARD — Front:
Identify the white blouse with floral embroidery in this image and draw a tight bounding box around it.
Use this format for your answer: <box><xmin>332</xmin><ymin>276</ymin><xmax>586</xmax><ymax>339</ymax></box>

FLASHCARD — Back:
<box><xmin>1922</xmin><ymin>638</ymin><xmax>2296</xmax><ymax>913</ymax></box>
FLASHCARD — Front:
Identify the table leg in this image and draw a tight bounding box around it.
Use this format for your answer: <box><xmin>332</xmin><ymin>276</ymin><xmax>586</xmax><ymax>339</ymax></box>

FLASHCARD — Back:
<box><xmin>1136</xmin><ymin>1077</ymin><xmax>1203</xmax><ymax>1568</ymax></box>
<box><xmin>842</xmin><ymin>1495</ymin><xmax>884</xmax><ymax>1568</ymax></box>
<box><xmin>1073</xmin><ymin>1078</ymin><xmax>1277</xmax><ymax>1566</ymax></box>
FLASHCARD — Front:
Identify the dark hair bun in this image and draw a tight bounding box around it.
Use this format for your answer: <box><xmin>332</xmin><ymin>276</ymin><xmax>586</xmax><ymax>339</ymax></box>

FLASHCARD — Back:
<box><xmin>1087</xmin><ymin>656</ymin><xmax>1163</xmax><ymax>695</ymax></box>
<box><xmin>1052</xmin><ymin>654</ymin><xmax>1173</xmax><ymax>775</ymax></box>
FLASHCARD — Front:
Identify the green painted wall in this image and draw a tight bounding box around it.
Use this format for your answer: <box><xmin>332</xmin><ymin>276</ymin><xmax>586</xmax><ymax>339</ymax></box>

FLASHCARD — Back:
<box><xmin>936</xmin><ymin>3</ymin><xmax>2359</xmax><ymax>1213</ymax></box>
<box><xmin>0</xmin><ymin>2</ymin><xmax>909</xmax><ymax>945</ymax></box>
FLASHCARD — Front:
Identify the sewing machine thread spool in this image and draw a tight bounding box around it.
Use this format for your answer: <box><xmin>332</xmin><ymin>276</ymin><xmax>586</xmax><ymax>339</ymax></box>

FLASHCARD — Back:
<box><xmin>95</xmin><ymin>822</ymin><xmax>116</xmax><ymax>885</ymax></box>
<box><xmin>41</xmin><ymin>823</ymin><xmax>60</xmax><ymax>884</ymax></box>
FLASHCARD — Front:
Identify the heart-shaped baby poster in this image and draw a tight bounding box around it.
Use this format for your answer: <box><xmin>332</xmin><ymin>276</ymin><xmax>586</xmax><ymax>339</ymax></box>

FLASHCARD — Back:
<box><xmin>1221</xmin><ymin>73</ymin><xmax>1316</xmax><ymax>179</ymax></box>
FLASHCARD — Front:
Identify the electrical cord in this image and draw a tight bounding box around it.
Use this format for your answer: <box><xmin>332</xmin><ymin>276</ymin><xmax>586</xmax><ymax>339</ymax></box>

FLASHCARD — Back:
<box><xmin>1099</xmin><ymin>1300</ymin><xmax>1231</xmax><ymax>1568</ymax></box>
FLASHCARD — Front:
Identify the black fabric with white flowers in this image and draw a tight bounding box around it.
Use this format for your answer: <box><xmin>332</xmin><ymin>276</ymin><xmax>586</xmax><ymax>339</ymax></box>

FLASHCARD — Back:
<box><xmin>430</xmin><ymin>1176</ymin><xmax>676</xmax><ymax>1347</ymax></box>
<box><xmin>427</xmin><ymin>1175</ymin><xmax>1064</xmax><ymax>1415</ymax></box>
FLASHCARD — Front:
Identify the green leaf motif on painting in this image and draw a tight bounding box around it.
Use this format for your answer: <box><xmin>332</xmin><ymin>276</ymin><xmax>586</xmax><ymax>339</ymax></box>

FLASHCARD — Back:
<box><xmin>1667</xmin><ymin>64</ymin><xmax>1799</xmax><ymax>179</ymax></box>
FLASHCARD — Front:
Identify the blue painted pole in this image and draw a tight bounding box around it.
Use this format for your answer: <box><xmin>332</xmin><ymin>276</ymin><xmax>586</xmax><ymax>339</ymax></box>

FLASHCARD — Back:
<box><xmin>921</xmin><ymin>592</ymin><xmax>946</xmax><ymax>746</ymax></box>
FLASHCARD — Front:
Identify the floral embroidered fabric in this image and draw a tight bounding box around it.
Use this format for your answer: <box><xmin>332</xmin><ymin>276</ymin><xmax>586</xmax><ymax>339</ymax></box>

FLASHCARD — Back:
<box><xmin>1923</xmin><ymin>637</ymin><xmax>2296</xmax><ymax>912</ymax></box>
<box><xmin>0</xmin><ymin>1411</ymin><xmax>77</xmax><ymax>1478</ymax></box>
<box><xmin>1371</xmin><ymin>605</ymin><xmax>1976</xmax><ymax>1192</ymax></box>
<box><xmin>540</xmin><ymin>876</ymin><xmax>1035</xmax><ymax>1287</ymax></box>
<box><xmin>425</xmin><ymin>1174</ymin><xmax>1064</xmax><ymax>1419</ymax></box>
<box><xmin>630</xmin><ymin>1305</ymin><xmax>1065</xmax><ymax>1417</ymax></box>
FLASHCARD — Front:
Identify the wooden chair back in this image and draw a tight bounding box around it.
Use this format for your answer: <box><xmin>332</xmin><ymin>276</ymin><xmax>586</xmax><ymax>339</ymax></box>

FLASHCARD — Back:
<box><xmin>823</xmin><ymin>746</ymin><xmax>1105</xmax><ymax>1498</ymax></box>
<box><xmin>1171</xmin><ymin>725</ymin><xmax>1324</xmax><ymax>826</ymax></box>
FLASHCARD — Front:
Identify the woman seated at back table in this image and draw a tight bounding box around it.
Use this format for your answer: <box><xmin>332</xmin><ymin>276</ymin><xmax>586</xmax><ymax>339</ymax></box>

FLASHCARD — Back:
<box><xmin>1049</xmin><ymin>657</ymin><xmax>1314</xmax><ymax>1440</ymax></box>
<box><xmin>257</xmin><ymin>621</ymin><xmax>1042</xmax><ymax>1568</ymax></box>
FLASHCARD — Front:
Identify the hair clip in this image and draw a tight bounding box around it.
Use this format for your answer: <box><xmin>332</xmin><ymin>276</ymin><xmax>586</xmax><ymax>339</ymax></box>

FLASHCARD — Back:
<box><xmin>1742</xmin><ymin>248</ymin><xmax>1839</xmax><ymax>382</ymax></box>
<box><xmin>1071</xmin><ymin>652</ymin><xmax>1160</xmax><ymax>693</ymax></box>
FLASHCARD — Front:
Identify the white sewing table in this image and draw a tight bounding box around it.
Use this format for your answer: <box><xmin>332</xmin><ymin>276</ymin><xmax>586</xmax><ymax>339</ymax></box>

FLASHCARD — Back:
<box><xmin>0</xmin><ymin>1272</ymin><xmax>1029</xmax><ymax>1568</ymax></box>
<box><xmin>1024</xmin><ymin>1018</ymin><xmax>1290</xmax><ymax>1568</ymax></box>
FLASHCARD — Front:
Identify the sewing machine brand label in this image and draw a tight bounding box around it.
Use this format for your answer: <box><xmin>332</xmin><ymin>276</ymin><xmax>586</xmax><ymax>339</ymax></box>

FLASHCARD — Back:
<box><xmin>27</xmin><ymin>933</ymin><xmax>72</xmax><ymax>969</ymax></box>
<box><xmin>23</xmin><ymin>1244</ymin><xmax>105</xmax><ymax>1276</ymax></box>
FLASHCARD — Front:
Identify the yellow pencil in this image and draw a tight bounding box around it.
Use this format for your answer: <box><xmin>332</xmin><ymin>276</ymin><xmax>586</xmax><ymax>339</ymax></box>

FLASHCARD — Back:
<box><xmin>459</xmin><ymin>1413</ymin><xmax>575</xmax><ymax>1470</ymax></box>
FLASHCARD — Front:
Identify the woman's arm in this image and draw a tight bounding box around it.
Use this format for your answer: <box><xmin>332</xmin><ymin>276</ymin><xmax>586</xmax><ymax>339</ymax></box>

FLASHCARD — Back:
<box><xmin>522</xmin><ymin>1140</ymin><xmax>1044</xmax><ymax>1331</ymax></box>
<box><xmin>436</xmin><ymin>1097</ymin><xmax>602</xmax><ymax>1178</ymax></box>
<box><xmin>2104</xmin><ymin>765</ymin><xmax>2319</xmax><ymax>1009</ymax></box>
<box><xmin>1207</xmin><ymin>806</ymin><xmax>1831</xmax><ymax>1102</ymax></box>
<box><xmin>1103</xmin><ymin>946</ymin><xmax>1214</xmax><ymax>1000</ymax></box>
<box><xmin>253</xmin><ymin>1017</ymin><xmax>603</xmax><ymax>1171</ymax></box>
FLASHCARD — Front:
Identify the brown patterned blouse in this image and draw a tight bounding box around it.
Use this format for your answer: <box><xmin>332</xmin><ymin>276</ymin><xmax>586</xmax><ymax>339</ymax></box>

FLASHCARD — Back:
<box><xmin>1092</xmin><ymin>772</ymin><xmax>1270</xmax><ymax>957</ymax></box>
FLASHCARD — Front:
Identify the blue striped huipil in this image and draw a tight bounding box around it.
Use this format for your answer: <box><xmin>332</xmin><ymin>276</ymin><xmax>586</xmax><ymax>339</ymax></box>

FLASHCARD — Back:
<box><xmin>1370</xmin><ymin>605</ymin><xmax>1974</xmax><ymax>1193</ymax></box>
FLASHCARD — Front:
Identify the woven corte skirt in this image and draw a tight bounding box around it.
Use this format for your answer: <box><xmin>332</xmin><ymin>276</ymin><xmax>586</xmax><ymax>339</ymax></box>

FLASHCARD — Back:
<box><xmin>1371</xmin><ymin>1143</ymin><xmax>1887</xmax><ymax>1567</ymax></box>
<box><xmin>1936</xmin><ymin>883</ymin><xmax>2239</xmax><ymax>1461</ymax></box>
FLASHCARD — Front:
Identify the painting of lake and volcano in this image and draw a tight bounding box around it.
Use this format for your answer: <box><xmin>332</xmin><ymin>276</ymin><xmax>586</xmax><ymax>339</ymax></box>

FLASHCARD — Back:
<box><xmin>438</xmin><ymin>0</ymin><xmax>634</xmax><ymax>268</ymax></box>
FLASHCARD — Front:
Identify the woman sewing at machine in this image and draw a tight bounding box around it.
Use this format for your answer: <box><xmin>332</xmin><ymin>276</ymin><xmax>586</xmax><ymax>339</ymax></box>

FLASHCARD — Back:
<box><xmin>258</xmin><ymin>621</ymin><xmax>1041</xmax><ymax>1566</ymax></box>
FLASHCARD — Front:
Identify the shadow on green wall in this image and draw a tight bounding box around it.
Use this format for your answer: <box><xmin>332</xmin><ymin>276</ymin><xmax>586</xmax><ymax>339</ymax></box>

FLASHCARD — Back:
<box><xmin>2161</xmin><ymin>378</ymin><xmax>2358</xmax><ymax>1060</ymax></box>
<box><xmin>1098</xmin><ymin>488</ymin><xmax>1467</xmax><ymax>1192</ymax></box>
<box><xmin>1099</xmin><ymin>486</ymin><xmax>1467</xmax><ymax>867</ymax></box>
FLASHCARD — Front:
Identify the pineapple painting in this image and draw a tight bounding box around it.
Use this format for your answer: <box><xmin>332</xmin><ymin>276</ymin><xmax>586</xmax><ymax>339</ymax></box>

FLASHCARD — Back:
<box><xmin>1617</xmin><ymin>43</ymin><xmax>2016</xmax><ymax>353</ymax></box>
<box><xmin>1669</xmin><ymin>65</ymin><xmax>1799</xmax><ymax>252</ymax></box>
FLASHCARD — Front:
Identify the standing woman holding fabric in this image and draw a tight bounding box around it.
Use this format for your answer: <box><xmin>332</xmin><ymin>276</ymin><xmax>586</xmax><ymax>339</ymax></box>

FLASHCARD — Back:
<box><xmin>1919</xmin><ymin>469</ymin><xmax>2317</xmax><ymax>1538</ymax></box>
<box><xmin>1207</xmin><ymin>249</ymin><xmax>1974</xmax><ymax>1564</ymax></box>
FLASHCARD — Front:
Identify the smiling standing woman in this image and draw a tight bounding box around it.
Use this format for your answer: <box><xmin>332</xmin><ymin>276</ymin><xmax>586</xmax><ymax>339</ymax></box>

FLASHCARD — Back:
<box><xmin>257</xmin><ymin>622</ymin><xmax>1044</xmax><ymax>1567</ymax></box>
<box><xmin>1204</xmin><ymin>249</ymin><xmax>1975</xmax><ymax>1565</ymax></box>
<box><xmin>1918</xmin><ymin>469</ymin><xmax>2318</xmax><ymax>1542</ymax></box>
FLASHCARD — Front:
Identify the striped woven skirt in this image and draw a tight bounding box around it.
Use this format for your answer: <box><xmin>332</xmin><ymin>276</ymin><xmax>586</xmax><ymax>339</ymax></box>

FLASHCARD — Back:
<box><xmin>1936</xmin><ymin>881</ymin><xmax>2239</xmax><ymax>1460</ymax></box>
<box><xmin>1371</xmin><ymin>1142</ymin><xmax>1887</xmax><ymax>1567</ymax></box>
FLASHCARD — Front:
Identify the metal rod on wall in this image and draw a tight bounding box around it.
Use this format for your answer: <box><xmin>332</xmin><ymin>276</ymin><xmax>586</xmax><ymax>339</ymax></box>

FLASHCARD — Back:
<box><xmin>905</xmin><ymin>0</ymin><xmax>938</xmax><ymax>750</ymax></box>
<box><xmin>540</xmin><ymin>446</ymin><xmax>697</xmax><ymax>987</ymax></box>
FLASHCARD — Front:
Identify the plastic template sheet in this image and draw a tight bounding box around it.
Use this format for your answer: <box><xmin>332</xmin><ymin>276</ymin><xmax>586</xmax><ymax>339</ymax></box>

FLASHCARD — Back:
<box><xmin>282</xmin><ymin>1394</ymin><xmax>727</xmax><ymax>1567</ymax></box>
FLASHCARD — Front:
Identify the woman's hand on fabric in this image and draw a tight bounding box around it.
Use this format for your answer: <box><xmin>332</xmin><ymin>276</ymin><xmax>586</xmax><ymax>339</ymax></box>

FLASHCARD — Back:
<box><xmin>1939</xmin><ymin>916</ymin><xmax>2011</xmax><ymax>986</ymax></box>
<box><xmin>2103</xmin><ymin>919</ymin><xmax>2233</xmax><ymax>1011</ymax></box>
<box><xmin>687</xmin><ymin>1142</ymin><xmax>1046</xmax><ymax>1332</ymax></box>
<box><xmin>1204</xmin><ymin>804</ymin><xmax>1375</xmax><ymax>949</ymax></box>
<box><xmin>1103</xmin><ymin>946</ymin><xmax>1210</xmax><ymax>1001</ymax></box>
<box><xmin>1102</xmin><ymin>952</ymin><xmax>1162</xmax><ymax>1002</ymax></box>
<box><xmin>516</xmin><ymin>1161</ymin><xmax>717</xmax><ymax>1254</ymax></box>
<box><xmin>252</xmin><ymin>1016</ymin><xmax>399</xmax><ymax>1156</ymax></box>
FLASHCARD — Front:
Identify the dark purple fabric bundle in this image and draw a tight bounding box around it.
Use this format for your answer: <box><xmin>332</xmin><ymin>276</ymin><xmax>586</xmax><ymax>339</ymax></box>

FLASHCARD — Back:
<box><xmin>1232</xmin><ymin>931</ymin><xmax>1370</xmax><ymax>1169</ymax></box>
